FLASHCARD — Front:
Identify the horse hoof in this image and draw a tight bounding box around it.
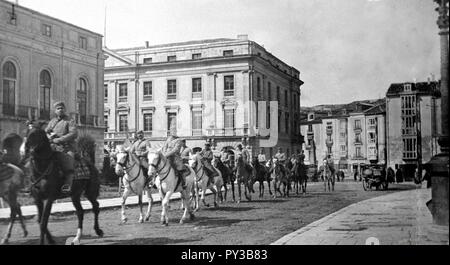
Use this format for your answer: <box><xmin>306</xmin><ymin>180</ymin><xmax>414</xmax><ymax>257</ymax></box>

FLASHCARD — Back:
<box><xmin>179</xmin><ymin>219</ymin><xmax>184</xmax><ymax>224</ymax></box>
<box><xmin>214</xmin><ymin>202</ymin><xmax>218</xmax><ymax>208</ymax></box>
<box><xmin>96</xmin><ymin>229</ymin><xmax>104</xmax><ymax>238</ymax></box>
<box><xmin>139</xmin><ymin>218</ymin><xmax>144</xmax><ymax>223</ymax></box>
<box><xmin>71</xmin><ymin>238</ymin><xmax>81</xmax><ymax>245</ymax></box>
<box><xmin>122</xmin><ymin>219</ymin><xmax>127</xmax><ymax>224</ymax></box>
<box><xmin>145</xmin><ymin>216</ymin><xmax>150</xmax><ymax>222</ymax></box>
<box><xmin>23</xmin><ymin>231</ymin><xmax>28</xmax><ymax>238</ymax></box>
<box><xmin>190</xmin><ymin>214</ymin><xmax>195</xmax><ymax>220</ymax></box>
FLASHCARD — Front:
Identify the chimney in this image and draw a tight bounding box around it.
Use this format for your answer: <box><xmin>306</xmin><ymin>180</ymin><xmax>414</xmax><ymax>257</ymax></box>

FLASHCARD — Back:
<box><xmin>145</xmin><ymin>41</ymin><xmax>149</xmax><ymax>48</ymax></box>
<box><xmin>237</xmin><ymin>34</ymin><xmax>248</xmax><ymax>40</ymax></box>
<box><xmin>431</xmin><ymin>73</ymin><xmax>435</xmax><ymax>82</ymax></box>
<box><xmin>428</xmin><ymin>76</ymin><xmax>431</xmax><ymax>84</ymax></box>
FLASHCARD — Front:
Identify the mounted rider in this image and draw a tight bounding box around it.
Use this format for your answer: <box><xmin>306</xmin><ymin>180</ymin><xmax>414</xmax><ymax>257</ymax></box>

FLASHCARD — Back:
<box><xmin>235</xmin><ymin>144</ymin><xmax>253</xmax><ymax>174</ymax></box>
<box><xmin>270</xmin><ymin>147</ymin><xmax>287</xmax><ymax>176</ymax></box>
<box><xmin>160</xmin><ymin>120</ymin><xmax>190</xmax><ymax>189</ymax></box>
<box><xmin>180</xmin><ymin>140</ymin><xmax>192</xmax><ymax>165</ymax></box>
<box><xmin>44</xmin><ymin>101</ymin><xmax>77</xmax><ymax>194</ymax></box>
<box><xmin>129</xmin><ymin>130</ymin><xmax>152</xmax><ymax>178</ymax></box>
<box><xmin>197</xmin><ymin>142</ymin><xmax>220</xmax><ymax>182</ymax></box>
<box><xmin>219</xmin><ymin>147</ymin><xmax>230</xmax><ymax>167</ymax></box>
<box><xmin>257</xmin><ymin>148</ymin><xmax>267</xmax><ymax>169</ymax></box>
<box><xmin>326</xmin><ymin>154</ymin><xmax>335</xmax><ymax>175</ymax></box>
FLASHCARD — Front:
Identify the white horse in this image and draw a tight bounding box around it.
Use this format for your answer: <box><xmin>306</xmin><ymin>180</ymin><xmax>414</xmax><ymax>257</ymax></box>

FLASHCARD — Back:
<box><xmin>319</xmin><ymin>159</ymin><xmax>335</xmax><ymax>192</ymax></box>
<box><xmin>189</xmin><ymin>154</ymin><xmax>224</xmax><ymax>211</ymax></box>
<box><xmin>147</xmin><ymin>150</ymin><xmax>195</xmax><ymax>225</ymax></box>
<box><xmin>115</xmin><ymin>147</ymin><xmax>154</xmax><ymax>223</ymax></box>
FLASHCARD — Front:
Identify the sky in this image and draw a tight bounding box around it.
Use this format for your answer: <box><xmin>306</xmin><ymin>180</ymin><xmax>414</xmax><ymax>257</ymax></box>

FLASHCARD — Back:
<box><xmin>13</xmin><ymin>0</ymin><xmax>442</xmax><ymax>107</ymax></box>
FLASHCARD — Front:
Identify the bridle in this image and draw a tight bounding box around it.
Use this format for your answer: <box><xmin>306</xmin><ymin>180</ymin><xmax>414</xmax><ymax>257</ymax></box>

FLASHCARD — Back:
<box><xmin>192</xmin><ymin>157</ymin><xmax>206</xmax><ymax>182</ymax></box>
<box><xmin>149</xmin><ymin>152</ymin><xmax>172</xmax><ymax>182</ymax></box>
<box><xmin>117</xmin><ymin>151</ymin><xmax>142</xmax><ymax>183</ymax></box>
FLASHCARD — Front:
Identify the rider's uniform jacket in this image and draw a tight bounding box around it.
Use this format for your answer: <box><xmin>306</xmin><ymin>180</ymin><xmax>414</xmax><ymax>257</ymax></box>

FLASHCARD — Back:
<box><xmin>180</xmin><ymin>146</ymin><xmax>192</xmax><ymax>164</ymax></box>
<box><xmin>45</xmin><ymin>114</ymin><xmax>78</xmax><ymax>154</ymax></box>
<box><xmin>161</xmin><ymin>136</ymin><xmax>184</xmax><ymax>171</ymax></box>
<box><xmin>258</xmin><ymin>154</ymin><xmax>267</xmax><ymax>163</ymax></box>
<box><xmin>129</xmin><ymin>139</ymin><xmax>152</xmax><ymax>158</ymax></box>
<box><xmin>240</xmin><ymin>149</ymin><xmax>251</xmax><ymax>164</ymax></box>
<box><xmin>274</xmin><ymin>152</ymin><xmax>286</xmax><ymax>162</ymax></box>
<box><xmin>199</xmin><ymin>149</ymin><xmax>214</xmax><ymax>163</ymax></box>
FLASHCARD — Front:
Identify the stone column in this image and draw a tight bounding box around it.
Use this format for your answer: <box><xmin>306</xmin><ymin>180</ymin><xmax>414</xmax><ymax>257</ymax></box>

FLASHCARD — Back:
<box><xmin>426</xmin><ymin>0</ymin><xmax>449</xmax><ymax>226</ymax></box>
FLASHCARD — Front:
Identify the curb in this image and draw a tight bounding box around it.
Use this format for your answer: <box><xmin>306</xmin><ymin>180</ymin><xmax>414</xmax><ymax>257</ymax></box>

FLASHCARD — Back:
<box><xmin>270</xmin><ymin>189</ymin><xmax>418</xmax><ymax>245</ymax></box>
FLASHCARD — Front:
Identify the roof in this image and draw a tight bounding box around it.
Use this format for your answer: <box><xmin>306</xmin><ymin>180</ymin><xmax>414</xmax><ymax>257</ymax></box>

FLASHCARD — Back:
<box><xmin>364</xmin><ymin>101</ymin><xmax>386</xmax><ymax>115</ymax></box>
<box><xmin>386</xmin><ymin>81</ymin><xmax>441</xmax><ymax>97</ymax></box>
<box><xmin>112</xmin><ymin>38</ymin><xmax>237</xmax><ymax>52</ymax></box>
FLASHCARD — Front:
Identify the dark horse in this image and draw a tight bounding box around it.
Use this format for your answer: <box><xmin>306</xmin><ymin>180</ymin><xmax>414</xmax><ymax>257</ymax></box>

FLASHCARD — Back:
<box><xmin>290</xmin><ymin>159</ymin><xmax>308</xmax><ymax>195</ymax></box>
<box><xmin>251</xmin><ymin>157</ymin><xmax>272</xmax><ymax>198</ymax></box>
<box><xmin>25</xmin><ymin>128</ymin><xmax>103</xmax><ymax>245</ymax></box>
<box><xmin>213</xmin><ymin>157</ymin><xmax>236</xmax><ymax>202</ymax></box>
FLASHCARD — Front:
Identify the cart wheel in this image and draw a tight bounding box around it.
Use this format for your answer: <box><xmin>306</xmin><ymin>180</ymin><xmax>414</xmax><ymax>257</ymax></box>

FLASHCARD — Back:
<box><xmin>362</xmin><ymin>178</ymin><xmax>368</xmax><ymax>191</ymax></box>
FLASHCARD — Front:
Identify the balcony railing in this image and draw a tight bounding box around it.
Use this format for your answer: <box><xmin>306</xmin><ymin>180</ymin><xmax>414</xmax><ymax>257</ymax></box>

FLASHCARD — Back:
<box><xmin>118</xmin><ymin>97</ymin><xmax>127</xmax><ymax>103</ymax></box>
<box><xmin>354</xmin><ymin>140</ymin><xmax>363</xmax><ymax>145</ymax></box>
<box><xmin>1</xmin><ymin>103</ymin><xmax>39</xmax><ymax>120</ymax></box>
<box><xmin>192</xmin><ymin>92</ymin><xmax>202</xmax><ymax>99</ymax></box>
<box><xmin>143</xmin><ymin>95</ymin><xmax>153</xmax><ymax>101</ymax></box>
<box><xmin>224</xmin><ymin>90</ymin><xmax>235</xmax><ymax>97</ymax></box>
<box><xmin>192</xmin><ymin>129</ymin><xmax>202</xmax><ymax>136</ymax></box>
<box><xmin>167</xmin><ymin>94</ymin><xmax>177</xmax><ymax>100</ymax></box>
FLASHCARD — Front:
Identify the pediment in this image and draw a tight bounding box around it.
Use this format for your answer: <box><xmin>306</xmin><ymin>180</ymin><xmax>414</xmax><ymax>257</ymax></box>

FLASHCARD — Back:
<box><xmin>103</xmin><ymin>48</ymin><xmax>135</xmax><ymax>67</ymax></box>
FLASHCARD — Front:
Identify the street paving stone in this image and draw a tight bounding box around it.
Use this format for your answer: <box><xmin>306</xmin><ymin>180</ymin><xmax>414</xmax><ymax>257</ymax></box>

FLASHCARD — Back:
<box><xmin>272</xmin><ymin>188</ymin><xmax>449</xmax><ymax>245</ymax></box>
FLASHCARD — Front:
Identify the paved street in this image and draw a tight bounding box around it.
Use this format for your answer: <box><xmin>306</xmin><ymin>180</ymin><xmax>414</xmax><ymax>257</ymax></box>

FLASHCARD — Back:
<box><xmin>0</xmin><ymin>181</ymin><xmax>423</xmax><ymax>245</ymax></box>
<box><xmin>273</xmin><ymin>187</ymin><xmax>449</xmax><ymax>245</ymax></box>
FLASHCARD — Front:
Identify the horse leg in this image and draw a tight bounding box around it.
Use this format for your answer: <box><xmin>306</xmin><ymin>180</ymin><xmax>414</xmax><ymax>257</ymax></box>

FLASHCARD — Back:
<box><xmin>231</xmin><ymin>180</ymin><xmax>236</xmax><ymax>202</ymax></box>
<box><xmin>201</xmin><ymin>186</ymin><xmax>209</xmax><ymax>207</ymax></box>
<box><xmin>144</xmin><ymin>188</ymin><xmax>153</xmax><ymax>221</ymax></box>
<box><xmin>237</xmin><ymin>180</ymin><xmax>242</xmax><ymax>203</ymax></box>
<box><xmin>138</xmin><ymin>194</ymin><xmax>144</xmax><ymax>223</ymax></box>
<box><xmin>71</xmin><ymin>193</ymin><xmax>85</xmax><ymax>245</ymax></box>
<box><xmin>86</xmin><ymin>194</ymin><xmax>103</xmax><ymax>237</ymax></box>
<box><xmin>40</xmin><ymin>200</ymin><xmax>55</xmax><ymax>245</ymax></box>
<box><xmin>0</xmin><ymin>196</ymin><xmax>16</xmax><ymax>245</ymax></box>
<box><xmin>121</xmin><ymin>188</ymin><xmax>131</xmax><ymax>223</ymax></box>
<box><xmin>161</xmin><ymin>192</ymin><xmax>172</xmax><ymax>226</ymax></box>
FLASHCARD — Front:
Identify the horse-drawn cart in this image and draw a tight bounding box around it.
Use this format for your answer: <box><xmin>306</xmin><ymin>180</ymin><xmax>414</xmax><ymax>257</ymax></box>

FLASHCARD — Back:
<box><xmin>362</xmin><ymin>165</ymin><xmax>388</xmax><ymax>191</ymax></box>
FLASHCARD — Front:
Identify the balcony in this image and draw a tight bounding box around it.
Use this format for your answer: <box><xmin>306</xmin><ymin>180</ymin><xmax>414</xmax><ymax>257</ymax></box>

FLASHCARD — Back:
<box><xmin>326</xmin><ymin>139</ymin><xmax>333</xmax><ymax>147</ymax></box>
<box><xmin>167</xmin><ymin>94</ymin><xmax>177</xmax><ymax>100</ymax></box>
<box><xmin>354</xmin><ymin>127</ymin><xmax>362</xmax><ymax>132</ymax></box>
<box><xmin>206</xmin><ymin>127</ymin><xmax>249</xmax><ymax>137</ymax></box>
<box><xmin>305</xmin><ymin>144</ymin><xmax>311</xmax><ymax>150</ymax></box>
<box><xmin>192</xmin><ymin>92</ymin><xmax>202</xmax><ymax>99</ymax></box>
<box><xmin>354</xmin><ymin>140</ymin><xmax>363</xmax><ymax>145</ymax></box>
<box><xmin>118</xmin><ymin>97</ymin><xmax>127</xmax><ymax>103</ymax></box>
<box><xmin>326</xmin><ymin>128</ymin><xmax>333</xmax><ymax>135</ymax></box>
<box><xmin>307</xmin><ymin>130</ymin><xmax>314</xmax><ymax>135</ymax></box>
<box><xmin>224</xmin><ymin>90</ymin><xmax>235</xmax><ymax>97</ymax></box>
<box><xmin>143</xmin><ymin>95</ymin><xmax>153</xmax><ymax>101</ymax></box>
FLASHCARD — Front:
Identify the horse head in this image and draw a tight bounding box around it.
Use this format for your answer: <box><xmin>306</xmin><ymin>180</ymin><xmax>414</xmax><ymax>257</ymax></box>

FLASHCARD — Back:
<box><xmin>25</xmin><ymin>128</ymin><xmax>51</xmax><ymax>157</ymax></box>
<box><xmin>114</xmin><ymin>149</ymin><xmax>129</xmax><ymax>177</ymax></box>
<box><xmin>147</xmin><ymin>150</ymin><xmax>164</xmax><ymax>185</ymax></box>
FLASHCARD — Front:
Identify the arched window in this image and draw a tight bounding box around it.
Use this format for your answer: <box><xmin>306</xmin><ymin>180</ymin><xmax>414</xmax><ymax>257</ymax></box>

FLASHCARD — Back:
<box><xmin>2</xmin><ymin>61</ymin><xmax>16</xmax><ymax>115</ymax></box>
<box><xmin>77</xmin><ymin>78</ymin><xmax>87</xmax><ymax>124</ymax></box>
<box><xmin>39</xmin><ymin>70</ymin><xmax>51</xmax><ymax>119</ymax></box>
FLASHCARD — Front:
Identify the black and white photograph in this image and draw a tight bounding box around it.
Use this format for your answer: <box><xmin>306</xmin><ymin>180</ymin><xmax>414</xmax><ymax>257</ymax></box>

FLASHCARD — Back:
<box><xmin>0</xmin><ymin>0</ymin><xmax>448</xmax><ymax>251</ymax></box>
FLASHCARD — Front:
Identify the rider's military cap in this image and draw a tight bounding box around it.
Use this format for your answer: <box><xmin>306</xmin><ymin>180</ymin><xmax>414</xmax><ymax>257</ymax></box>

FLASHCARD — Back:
<box><xmin>53</xmin><ymin>101</ymin><xmax>66</xmax><ymax>108</ymax></box>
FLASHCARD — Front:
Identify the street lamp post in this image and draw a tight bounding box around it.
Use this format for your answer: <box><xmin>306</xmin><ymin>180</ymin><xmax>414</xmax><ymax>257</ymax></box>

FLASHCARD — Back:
<box><xmin>426</xmin><ymin>0</ymin><xmax>449</xmax><ymax>226</ymax></box>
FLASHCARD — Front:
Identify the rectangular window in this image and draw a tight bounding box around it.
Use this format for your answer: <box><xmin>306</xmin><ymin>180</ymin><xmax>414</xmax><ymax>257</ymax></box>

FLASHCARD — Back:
<box><xmin>192</xmin><ymin>53</ymin><xmax>201</xmax><ymax>60</ymax></box>
<box><xmin>192</xmin><ymin>78</ymin><xmax>202</xmax><ymax>98</ymax></box>
<box><xmin>224</xmin><ymin>75</ymin><xmax>234</xmax><ymax>97</ymax></box>
<box><xmin>79</xmin><ymin>36</ymin><xmax>87</xmax><ymax>50</ymax></box>
<box><xmin>355</xmin><ymin>147</ymin><xmax>361</xmax><ymax>157</ymax></box>
<box><xmin>167</xmin><ymin>80</ymin><xmax>177</xmax><ymax>100</ymax></box>
<box><xmin>401</xmin><ymin>95</ymin><xmax>416</xmax><ymax>135</ymax></box>
<box><xmin>308</xmin><ymin>124</ymin><xmax>313</xmax><ymax>132</ymax></box>
<box><xmin>104</xmin><ymin>115</ymin><xmax>108</xmax><ymax>132</ymax></box>
<box><xmin>143</xmin><ymin>58</ymin><xmax>152</xmax><ymax>64</ymax></box>
<box><xmin>340</xmin><ymin>145</ymin><xmax>346</xmax><ymax>152</ymax></box>
<box><xmin>268</xmin><ymin>82</ymin><xmax>272</xmax><ymax>101</ymax></box>
<box><xmin>104</xmin><ymin>84</ymin><xmax>108</xmax><ymax>102</ymax></box>
<box><xmin>167</xmin><ymin>55</ymin><xmax>176</xmax><ymax>62</ymax></box>
<box><xmin>42</xmin><ymin>24</ymin><xmax>52</xmax><ymax>37</ymax></box>
<box><xmin>354</xmin><ymin>119</ymin><xmax>361</xmax><ymax>129</ymax></box>
<box><xmin>118</xmin><ymin>83</ymin><xmax>127</xmax><ymax>102</ymax></box>
<box><xmin>277</xmin><ymin>86</ymin><xmax>280</xmax><ymax>102</ymax></box>
<box><xmin>143</xmin><ymin>81</ymin><xmax>152</xmax><ymax>101</ymax></box>
<box><xmin>167</xmin><ymin>113</ymin><xmax>177</xmax><ymax>132</ymax></box>
<box><xmin>267</xmin><ymin>106</ymin><xmax>271</xmax><ymax>129</ymax></box>
<box><xmin>285</xmin><ymin>113</ymin><xmax>289</xmax><ymax>133</ymax></box>
<box><xmin>257</xmin><ymin>77</ymin><xmax>261</xmax><ymax>98</ymax></box>
<box><xmin>355</xmin><ymin>133</ymin><xmax>361</xmax><ymax>143</ymax></box>
<box><xmin>119</xmin><ymin>114</ymin><xmax>128</xmax><ymax>132</ymax></box>
<box><xmin>223</xmin><ymin>50</ymin><xmax>233</xmax><ymax>57</ymax></box>
<box><xmin>285</xmin><ymin>90</ymin><xmax>288</xmax><ymax>107</ymax></box>
<box><xmin>224</xmin><ymin>109</ymin><xmax>235</xmax><ymax>128</ymax></box>
<box><xmin>192</xmin><ymin>110</ymin><xmax>202</xmax><ymax>136</ymax></box>
<box><xmin>278</xmin><ymin>111</ymin><xmax>282</xmax><ymax>132</ymax></box>
<box><xmin>368</xmin><ymin>132</ymin><xmax>376</xmax><ymax>144</ymax></box>
<box><xmin>403</xmin><ymin>137</ymin><xmax>417</xmax><ymax>159</ymax></box>
<box><xmin>143</xmin><ymin>113</ymin><xmax>153</xmax><ymax>132</ymax></box>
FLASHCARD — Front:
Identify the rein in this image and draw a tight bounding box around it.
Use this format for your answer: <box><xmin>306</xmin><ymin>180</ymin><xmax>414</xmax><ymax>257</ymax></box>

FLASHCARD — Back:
<box><xmin>118</xmin><ymin>153</ymin><xmax>142</xmax><ymax>183</ymax></box>
<box><xmin>30</xmin><ymin>155</ymin><xmax>56</xmax><ymax>188</ymax></box>
<box><xmin>193</xmin><ymin>160</ymin><xmax>206</xmax><ymax>182</ymax></box>
<box><xmin>150</xmin><ymin>153</ymin><xmax>171</xmax><ymax>182</ymax></box>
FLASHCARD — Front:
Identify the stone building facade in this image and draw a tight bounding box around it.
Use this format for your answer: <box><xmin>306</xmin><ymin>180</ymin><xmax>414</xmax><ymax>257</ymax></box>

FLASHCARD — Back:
<box><xmin>300</xmin><ymin>99</ymin><xmax>386</xmax><ymax>176</ymax></box>
<box><xmin>386</xmin><ymin>81</ymin><xmax>441</xmax><ymax>180</ymax></box>
<box><xmin>0</xmin><ymin>1</ymin><xmax>105</xmax><ymax>169</ymax></box>
<box><xmin>104</xmin><ymin>35</ymin><xmax>303</xmax><ymax>159</ymax></box>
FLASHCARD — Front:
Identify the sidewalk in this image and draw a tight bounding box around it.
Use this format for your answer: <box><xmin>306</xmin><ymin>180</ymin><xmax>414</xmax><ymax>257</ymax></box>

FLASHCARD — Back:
<box><xmin>0</xmin><ymin>191</ymin><xmax>198</xmax><ymax>221</ymax></box>
<box><xmin>272</xmin><ymin>187</ymin><xmax>449</xmax><ymax>245</ymax></box>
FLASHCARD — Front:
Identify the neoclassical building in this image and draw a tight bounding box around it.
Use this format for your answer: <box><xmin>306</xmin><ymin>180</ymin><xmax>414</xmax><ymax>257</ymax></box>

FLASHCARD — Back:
<box><xmin>0</xmin><ymin>1</ymin><xmax>105</xmax><ymax>168</ymax></box>
<box><xmin>104</xmin><ymin>35</ymin><xmax>304</xmax><ymax>158</ymax></box>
